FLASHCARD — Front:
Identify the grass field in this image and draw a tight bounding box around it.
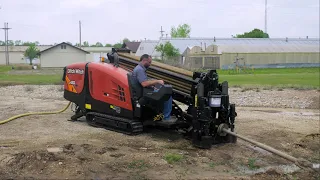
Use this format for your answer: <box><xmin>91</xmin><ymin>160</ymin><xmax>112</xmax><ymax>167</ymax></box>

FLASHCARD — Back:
<box><xmin>217</xmin><ymin>67</ymin><xmax>319</xmax><ymax>89</ymax></box>
<box><xmin>0</xmin><ymin>65</ymin><xmax>319</xmax><ymax>89</ymax></box>
<box><xmin>0</xmin><ymin>65</ymin><xmax>62</xmax><ymax>86</ymax></box>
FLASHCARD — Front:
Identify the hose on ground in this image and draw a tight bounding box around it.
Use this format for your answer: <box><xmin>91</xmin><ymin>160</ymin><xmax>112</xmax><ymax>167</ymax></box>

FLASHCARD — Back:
<box><xmin>0</xmin><ymin>101</ymin><xmax>72</xmax><ymax>125</ymax></box>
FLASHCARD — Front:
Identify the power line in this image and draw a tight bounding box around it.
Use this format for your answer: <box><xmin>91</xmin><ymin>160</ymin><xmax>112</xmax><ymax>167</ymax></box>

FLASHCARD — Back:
<box><xmin>159</xmin><ymin>26</ymin><xmax>164</xmax><ymax>39</ymax></box>
<box><xmin>1</xmin><ymin>22</ymin><xmax>12</xmax><ymax>65</ymax></box>
<box><xmin>265</xmin><ymin>0</ymin><xmax>267</xmax><ymax>34</ymax></box>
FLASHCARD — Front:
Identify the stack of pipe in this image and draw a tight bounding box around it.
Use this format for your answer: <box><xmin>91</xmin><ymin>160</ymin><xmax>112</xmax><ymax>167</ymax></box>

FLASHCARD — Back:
<box><xmin>118</xmin><ymin>53</ymin><xmax>197</xmax><ymax>97</ymax></box>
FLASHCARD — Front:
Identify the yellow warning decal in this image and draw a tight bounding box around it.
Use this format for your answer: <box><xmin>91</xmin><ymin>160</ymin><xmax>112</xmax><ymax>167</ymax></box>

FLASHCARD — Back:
<box><xmin>65</xmin><ymin>76</ymin><xmax>77</xmax><ymax>93</ymax></box>
<box><xmin>110</xmin><ymin>105</ymin><xmax>114</xmax><ymax>109</ymax></box>
<box><xmin>195</xmin><ymin>94</ymin><xmax>198</xmax><ymax>107</ymax></box>
<box><xmin>85</xmin><ymin>104</ymin><xmax>91</xmax><ymax>109</ymax></box>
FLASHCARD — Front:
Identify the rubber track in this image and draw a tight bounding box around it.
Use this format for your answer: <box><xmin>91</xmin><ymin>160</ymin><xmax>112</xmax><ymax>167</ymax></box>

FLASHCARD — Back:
<box><xmin>86</xmin><ymin>112</ymin><xmax>143</xmax><ymax>135</ymax></box>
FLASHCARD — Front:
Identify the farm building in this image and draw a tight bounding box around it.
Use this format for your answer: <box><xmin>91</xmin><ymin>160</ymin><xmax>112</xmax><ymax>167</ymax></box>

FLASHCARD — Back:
<box><xmin>0</xmin><ymin>43</ymin><xmax>113</xmax><ymax>67</ymax></box>
<box><xmin>38</xmin><ymin>42</ymin><xmax>90</xmax><ymax>68</ymax></box>
<box><xmin>138</xmin><ymin>37</ymin><xmax>320</xmax><ymax>69</ymax></box>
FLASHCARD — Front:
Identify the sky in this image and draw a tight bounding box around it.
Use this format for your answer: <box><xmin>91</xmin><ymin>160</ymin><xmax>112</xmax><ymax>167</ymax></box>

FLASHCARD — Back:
<box><xmin>0</xmin><ymin>0</ymin><xmax>319</xmax><ymax>45</ymax></box>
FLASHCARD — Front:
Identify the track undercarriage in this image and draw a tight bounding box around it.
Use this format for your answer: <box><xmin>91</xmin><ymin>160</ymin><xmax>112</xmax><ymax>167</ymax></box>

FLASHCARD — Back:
<box><xmin>68</xmin><ymin>96</ymin><xmax>237</xmax><ymax>149</ymax></box>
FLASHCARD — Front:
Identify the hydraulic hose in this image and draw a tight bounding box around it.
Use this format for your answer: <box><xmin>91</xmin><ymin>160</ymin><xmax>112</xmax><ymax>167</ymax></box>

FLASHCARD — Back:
<box><xmin>0</xmin><ymin>101</ymin><xmax>72</xmax><ymax>125</ymax></box>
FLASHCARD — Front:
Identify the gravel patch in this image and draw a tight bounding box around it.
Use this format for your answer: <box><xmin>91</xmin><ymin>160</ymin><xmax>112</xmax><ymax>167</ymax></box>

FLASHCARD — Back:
<box><xmin>0</xmin><ymin>85</ymin><xmax>318</xmax><ymax>109</ymax></box>
<box><xmin>0</xmin><ymin>85</ymin><xmax>64</xmax><ymax>100</ymax></box>
<box><xmin>229</xmin><ymin>88</ymin><xmax>319</xmax><ymax>109</ymax></box>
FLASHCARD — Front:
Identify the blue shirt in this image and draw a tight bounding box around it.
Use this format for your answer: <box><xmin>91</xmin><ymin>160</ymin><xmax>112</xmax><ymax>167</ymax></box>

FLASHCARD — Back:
<box><xmin>132</xmin><ymin>63</ymin><xmax>148</xmax><ymax>85</ymax></box>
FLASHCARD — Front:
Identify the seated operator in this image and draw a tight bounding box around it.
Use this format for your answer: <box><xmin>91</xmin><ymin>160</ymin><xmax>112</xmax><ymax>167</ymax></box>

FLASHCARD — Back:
<box><xmin>132</xmin><ymin>54</ymin><xmax>176</xmax><ymax>122</ymax></box>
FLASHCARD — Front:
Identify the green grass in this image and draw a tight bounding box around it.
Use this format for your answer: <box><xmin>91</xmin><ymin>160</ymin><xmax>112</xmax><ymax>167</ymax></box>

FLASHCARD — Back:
<box><xmin>128</xmin><ymin>160</ymin><xmax>149</xmax><ymax>170</ymax></box>
<box><xmin>0</xmin><ymin>74</ymin><xmax>62</xmax><ymax>85</ymax></box>
<box><xmin>0</xmin><ymin>65</ymin><xmax>63</xmax><ymax>86</ymax></box>
<box><xmin>0</xmin><ymin>65</ymin><xmax>12</xmax><ymax>73</ymax></box>
<box><xmin>164</xmin><ymin>153</ymin><xmax>184</xmax><ymax>164</ymax></box>
<box><xmin>216</xmin><ymin>67</ymin><xmax>320</xmax><ymax>89</ymax></box>
<box><xmin>217</xmin><ymin>67</ymin><xmax>319</xmax><ymax>75</ymax></box>
<box><xmin>247</xmin><ymin>158</ymin><xmax>258</xmax><ymax>170</ymax></box>
<box><xmin>0</xmin><ymin>65</ymin><xmax>319</xmax><ymax>89</ymax></box>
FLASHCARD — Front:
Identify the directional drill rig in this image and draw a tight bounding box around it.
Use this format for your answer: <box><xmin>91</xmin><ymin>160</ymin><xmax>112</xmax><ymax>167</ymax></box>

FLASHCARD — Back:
<box><xmin>62</xmin><ymin>48</ymin><xmax>237</xmax><ymax>149</ymax></box>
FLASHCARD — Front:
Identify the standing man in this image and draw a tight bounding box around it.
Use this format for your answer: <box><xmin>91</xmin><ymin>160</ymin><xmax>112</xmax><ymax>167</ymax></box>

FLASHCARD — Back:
<box><xmin>132</xmin><ymin>54</ymin><xmax>175</xmax><ymax>122</ymax></box>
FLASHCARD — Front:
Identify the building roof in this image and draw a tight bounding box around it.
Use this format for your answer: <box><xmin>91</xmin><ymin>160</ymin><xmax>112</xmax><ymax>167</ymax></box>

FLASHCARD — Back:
<box><xmin>150</xmin><ymin>37</ymin><xmax>320</xmax><ymax>56</ymax></box>
<box><xmin>39</xmin><ymin>42</ymin><xmax>90</xmax><ymax>54</ymax></box>
<box><xmin>122</xmin><ymin>42</ymin><xmax>141</xmax><ymax>53</ymax></box>
<box><xmin>82</xmin><ymin>47</ymin><xmax>113</xmax><ymax>52</ymax></box>
<box><xmin>135</xmin><ymin>40</ymin><xmax>159</xmax><ymax>57</ymax></box>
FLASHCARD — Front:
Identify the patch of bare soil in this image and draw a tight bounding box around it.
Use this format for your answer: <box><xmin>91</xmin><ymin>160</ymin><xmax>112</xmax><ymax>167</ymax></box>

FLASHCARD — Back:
<box><xmin>0</xmin><ymin>88</ymin><xmax>319</xmax><ymax>179</ymax></box>
<box><xmin>307</xmin><ymin>96</ymin><xmax>320</xmax><ymax>109</ymax></box>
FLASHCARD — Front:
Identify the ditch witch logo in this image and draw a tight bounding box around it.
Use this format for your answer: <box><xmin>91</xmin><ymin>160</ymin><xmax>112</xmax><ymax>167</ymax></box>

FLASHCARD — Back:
<box><xmin>67</xmin><ymin>68</ymin><xmax>84</xmax><ymax>75</ymax></box>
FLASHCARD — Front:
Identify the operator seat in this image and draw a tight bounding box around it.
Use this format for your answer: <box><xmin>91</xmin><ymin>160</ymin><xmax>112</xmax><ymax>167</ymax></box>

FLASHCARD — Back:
<box><xmin>127</xmin><ymin>72</ymin><xmax>145</xmax><ymax>118</ymax></box>
<box><xmin>127</xmin><ymin>72</ymin><xmax>143</xmax><ymax>102</ymax></box>
<box><xmin>127</xmin><ymin>72</ymin><xmax>166</xmax><ymax>118</ymax></box>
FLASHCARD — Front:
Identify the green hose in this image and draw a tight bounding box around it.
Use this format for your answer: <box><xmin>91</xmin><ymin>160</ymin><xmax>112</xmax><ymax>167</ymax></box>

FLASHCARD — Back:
<box><xmin>0</xmin><ymin>101</ymin><xmax>71</xmax><ymax>125</ymax></box>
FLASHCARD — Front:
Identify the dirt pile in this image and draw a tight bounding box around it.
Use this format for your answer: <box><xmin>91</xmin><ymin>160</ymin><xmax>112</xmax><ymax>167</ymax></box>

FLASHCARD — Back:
<box><xmin>1</xmin><ymin>144</ymin><xmax>136</xmax><ymax>179</ymax></box>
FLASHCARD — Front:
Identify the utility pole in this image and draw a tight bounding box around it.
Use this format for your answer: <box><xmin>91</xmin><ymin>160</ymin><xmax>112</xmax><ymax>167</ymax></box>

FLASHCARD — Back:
<box><xmin>3</xmin><ymin>23</ymin><xmax>7</xmax><ymax>65</ymax></box>
<box><xmin>79</xmin><ymin>21</ymin><xmax>82</xmax><ymax>48</ymax></box>
<box><xmin>1</xmin><ymin>22</ymin><xmax>11</xmax><ymax>65</ymax></box>
<box><xmin>265</xmin><ymin>0</ymin><xmax>267</xmax><ymax>34</ymax></box>
<box><xmin>159</xmin><ymin>26</ymin><xmax>164</xmax><ymax>39</ymax></box>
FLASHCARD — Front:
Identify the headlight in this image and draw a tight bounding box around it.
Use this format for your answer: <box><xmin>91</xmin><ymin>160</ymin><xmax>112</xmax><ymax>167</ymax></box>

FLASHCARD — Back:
<box><xmin>209</xmin><ymin>97</ymin><xmax>221</xmax><ymax>107</ymax></box>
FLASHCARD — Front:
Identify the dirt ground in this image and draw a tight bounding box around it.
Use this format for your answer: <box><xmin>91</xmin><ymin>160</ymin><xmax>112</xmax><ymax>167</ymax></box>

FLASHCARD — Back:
<box><xmin>0</xmin><ymin>86</ymin><xmax>319</xmax><ymax>180</ymax></box>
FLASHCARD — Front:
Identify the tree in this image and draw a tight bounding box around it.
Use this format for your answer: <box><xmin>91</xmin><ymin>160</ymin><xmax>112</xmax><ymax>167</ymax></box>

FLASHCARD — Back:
<box><xmin>105</xmin><ymin>43</ymin><xmax>112</xmax><ymax>47</ymax></box>
<box><xmin>155</xmin><ymin>41</ymin><xmax>179</xmax><ymax>60</ymax></box>
<box><xmin>14</xmin><ymin>40</ymin><xmax>22</xmax><ymax>46</ymax></box>
<box><xmin>113</xmin><ymin>43</ymin><xmax>122</xmax><ymax>48</ymax></box>
<box><xmin>235</xmin><ymin>28</ymin><xmax>269</xmax><ymax>38</ymax></box>
<box><xmin>24</xmin><ymin>43</ymin><xmax>40</xmax><ymax>65</ymax></box>
<box><xmin>171</xmin><ymin>24</ymin><xmax>191</xmax><ymax>38</ymax></box>
<box><xmin>83</xmin><ymin>41</ymin><xmax>89</xmax><ymax>47</ymax></box>
<box><xmin>123</xmin><ymin>38</ymin><xmax>130</xmax><ymax>43</ymax></box>
<box><xmin>23</xmin><ymin>41</ymin><xmax>39</xmax><ymax>46</ymax></box>
<box><xmin>7</xmin><ymin>40</ymin><xmax>14</xmax><ymax>46</ymax></box>
<box><xmin>90</xmin><ymin>42</ymin><xmax>103</xmax><ymax>47</ymax></box>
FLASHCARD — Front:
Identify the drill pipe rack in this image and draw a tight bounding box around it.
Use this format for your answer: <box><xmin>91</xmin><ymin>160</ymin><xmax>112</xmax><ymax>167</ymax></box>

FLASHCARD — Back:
<box><xmin>116</xmin><ymin>52</ymin><xmax>197</xmax><ymax>105</ymax></box>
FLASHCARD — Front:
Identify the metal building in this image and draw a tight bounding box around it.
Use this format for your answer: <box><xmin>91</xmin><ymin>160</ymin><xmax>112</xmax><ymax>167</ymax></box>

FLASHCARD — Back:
<box><xmin>138</xmin><ymin>37</ymin><xmax>320</xmax><ymax>69</ymax></box>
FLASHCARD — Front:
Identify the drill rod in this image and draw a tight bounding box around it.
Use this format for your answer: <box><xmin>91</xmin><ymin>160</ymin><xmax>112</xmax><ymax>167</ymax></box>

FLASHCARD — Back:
<box><xmin>222</xmin><ymin>128</ymin><xmax>316</xmax><ymax>171</ymax></box>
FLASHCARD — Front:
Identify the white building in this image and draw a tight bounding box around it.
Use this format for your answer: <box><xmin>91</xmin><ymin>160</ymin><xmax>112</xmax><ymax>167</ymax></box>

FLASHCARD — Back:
<box><xmin>38</xmin><ymin>42</ymin><xmax>90</xmax><ymax>68</ymax></box>
<box><xmin>0</xmin><ymin>42</ymin><xmax>113</xmax><ymax>67</ymax></box>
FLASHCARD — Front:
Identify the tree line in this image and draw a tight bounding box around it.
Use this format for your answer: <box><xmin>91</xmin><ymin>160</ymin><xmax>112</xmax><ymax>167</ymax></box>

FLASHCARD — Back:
<box><xmin>0</xmin><ymin>38</ymin><xmax>130</xmax><ymax>48</ymax></box>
